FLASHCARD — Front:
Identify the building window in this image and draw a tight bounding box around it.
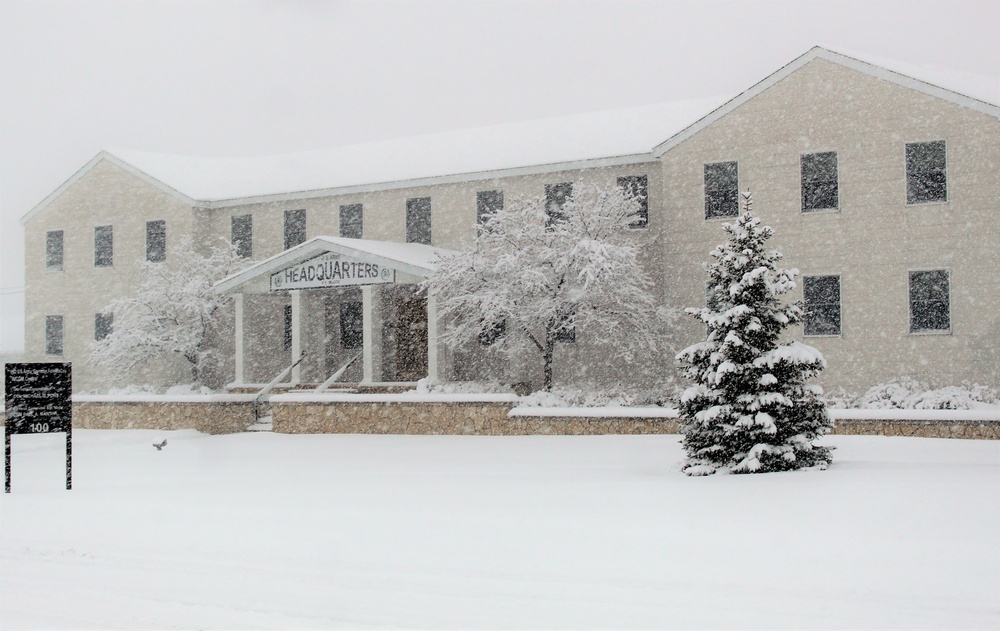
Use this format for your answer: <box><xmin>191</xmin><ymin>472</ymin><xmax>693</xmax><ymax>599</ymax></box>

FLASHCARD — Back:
<box><xmin>801</xmin><ymin>152</ymin><xmax>839</xmax><ymax>211</ymax></box>
<box><xmin>803</xmin><ymin>275</ymin><xmax>841</xmax><ymax>336</ymax></box>
<box><xmin>704</xmin><ymin>161</ymin><xmax>739</xmax><ymax>219</ymax></box>
<box><xmin>46</xmin><ymin>230</ymin><xmax>64</xmax><ymax>270</ymax></box>
<box><xmin>906</xmin><ymin>141</ymin><xmax>947</xmax><ymax>204</ymax></box>
<box><xmin>617</xmin><ymin>175</ymin><xmax>648</xmax><ymax>228</ymax></box>
<box><xmin>231</xmin><ymin>214</ymin><xmax>253</xmax><ymax>259</ymax></box>
<box><xmin>45</xmin><ymin>315</ymin><xmax>63</xmax><ymax>355</ymax></box>
<box><xmin>478</xmin><ymin>318</ymin><xmax>506</xmax><ymax>346</ymax></box>
<box><xmin>554</xmin><ymin>308</ymin><xmax>575</xmax><ymax>343</ymax></box>
<box><xmin>94</xmin><ymin>225</ymin><xmax>113</xmax><ymax>267</ymax></box>
<box><xmin>477</xmin><ymin>190</ymin><xmax>504</xmax><ymax>230</ymax></box>
<box><xmin>545</xmin><ymin>182</ymin><xmax>573</xmax><ymax>227</ymax></box>
<box><xmin>340</xmin><ymin>301</ymin><xmax>364</xmax><ymax>349</ymax></box>
<box><xmin>284</xmin><ymin>209</ymin><xmax>307</xmax><ymax>250</ymax></box>
<box><xmin>406</xmin><ymin>197</ymin><xmax>432</xmax><ymax>244</ymax></box>
<box><xmin>146</xmin><ymin>220</ymin><xmax>166</xmax><ymax>262</ymax></box>
<box><xmin>340</xmin><ymin>204</ymin><xmax>363</xmax><ymax>239</ymax></box>
<box><xmin>909</xmin><ymin>270</ymin><xmax>950</xmax><ymax>333</ymax></box>
<box><xmin>283</xmin><ymin>304</ymin><xmax>293</xmax><ymax>351</ymax></box>
<box><xmin>95</xmin><ymin>312</ymin><xmax>113</xmax><ymax>341</ymax></box>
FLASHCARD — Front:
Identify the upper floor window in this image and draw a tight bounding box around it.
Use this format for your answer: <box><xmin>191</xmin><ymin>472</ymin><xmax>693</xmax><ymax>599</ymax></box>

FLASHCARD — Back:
<box><xmin>340</xmin><ymin>204</ymin><xmax>363</xmax><ymax>239</ymax></box>
<box><xmin>231</xmin><ymin>214</ymin><xmax>253</xmax><ymax>259</ymax></box>
<box><xmin>46</xmin><ymin>230</ymin><xmax>64</xmax><ymax>270</ymax></box>
<box><xmin>478</xmin><ymin>318</ymin><xmax>506</xmax><ymax>346</ymax></box>
<box><xmin>477</xmin><ymin>190</ymin><xmax>504</xmax><ymax>230</ymax></box>
<box><xmin>705</xmin><ymin>161</ymin><xmax>739</xmax><ymax>219</ymax></box>
<box><xmin>340</xmin><ymin>301</ymin><xmax>364</xmax><ymax>349</ymax></box>
<box><xmin>554</xmin><ymin>307</ymin><xmax>576</xmax><ymax>343</ymax></box>
<box><xmin>801</xmin><ymin>152</ymin><xmax>839</xmax><ymax>211</ymax></box>
<box><xmin>146</xmin><ymin>220</ymin><xmax>166</xmax><ymax>262</ymax></box>
<box><xmin>545</xmin><ymin>182</ymin><xmax>573</xmax><ymax>227</ymax></box>
<box><xmin>95</xmin><ymin>312</ymin><xmax>113</xmax><ymax>341</ymax></box>
<box><xmin>618</xmin><ymin>175</ymin><xmax>648</xmax><ymax>228</ymax></box>
<box><xmin>284</xmin><ymin>209</ymin><xmax>307</xmax><ymax>250</ymax></box>
<box><xmin>406</xmin><ymin>197</ymin><xmax>432</xmax><ymax>244</ymax></box>
<box><xmin>906</xmin><ymin>140</ymin><xmax>947</xmax><ymax>204</ymax></box>
<box><xmin>45</xmin><ymin>315</ymin><xmax>63</xmax><ymax>355</ymax></box>
<box><xmin>909</xmin><ymin>269</ymin><xmax>950</xmax><ymax>333</ymax></box>
<box><xmin>803</xmin><ymin>275</ymin><xmax>841</xmax><ymax>336</ymax></box>
<box><xmin>94</xmin><ymin>225</ymin><xmax>113</xmax><ymax>267</ymax></box>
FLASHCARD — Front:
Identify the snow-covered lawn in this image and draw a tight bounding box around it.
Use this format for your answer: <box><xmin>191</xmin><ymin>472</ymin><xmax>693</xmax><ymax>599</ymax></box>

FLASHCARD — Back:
<box><xmin>2</xmin><ymin>430</ymin><xmax>997</xmax><ymax>629</ymax></box>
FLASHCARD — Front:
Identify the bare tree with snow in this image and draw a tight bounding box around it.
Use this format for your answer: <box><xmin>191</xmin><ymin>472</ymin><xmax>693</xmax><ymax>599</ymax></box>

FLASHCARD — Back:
<box><xmin>677</xmin><ymin>191</ymin><xmax>833</xmax><ymax>475</ymax></box>
<box><xmin>427</xmin><ymin>182</ymin><xmax>669</xmax><ymax>391</ymax></box>
<box><xmin>89</xmin><ymin>239</ymin><xmax>246</xmax><ymax>388</ymax></box>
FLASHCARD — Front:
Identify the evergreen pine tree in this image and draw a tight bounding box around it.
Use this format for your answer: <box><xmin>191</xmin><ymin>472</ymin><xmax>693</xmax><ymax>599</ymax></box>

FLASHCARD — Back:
<box><xmin>676</xmin><ymin>191</ymin><xmax>833</xmax><ymax>475</ymax></box>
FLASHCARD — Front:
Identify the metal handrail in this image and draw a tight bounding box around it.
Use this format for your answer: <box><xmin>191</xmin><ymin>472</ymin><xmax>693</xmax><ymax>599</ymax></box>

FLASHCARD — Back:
<box><xmin>254</xmin><ymin>352</ymin><xmax>307</xmax><ymax>424</ymax></box>
<box><xmin>316</xmin><ymin>353</ymin><xmax>362</xmax><ymax>392</ymax></box>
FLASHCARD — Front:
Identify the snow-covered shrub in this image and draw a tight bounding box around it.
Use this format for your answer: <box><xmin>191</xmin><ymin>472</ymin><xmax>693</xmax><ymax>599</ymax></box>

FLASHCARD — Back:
<box><xmin>676</xmin><ymin>191</ymin><xmax>833</xmax><ymax>475</ymax></box>
<box><xmin>856</xmin><ymin>378</ymin><xmax>999</xmax><ymax>410</ymax></box>
<box><xmin>427</xmin><ymin>183</ymin><xmax>672</xmax><ymax>391</ymax></box>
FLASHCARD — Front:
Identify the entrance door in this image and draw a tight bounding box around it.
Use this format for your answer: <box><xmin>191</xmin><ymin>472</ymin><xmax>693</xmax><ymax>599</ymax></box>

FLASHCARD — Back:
<box><xmin>395</xmin><ymin>295</ymin><xmax>428</xmax><ymax>381</ymax></box>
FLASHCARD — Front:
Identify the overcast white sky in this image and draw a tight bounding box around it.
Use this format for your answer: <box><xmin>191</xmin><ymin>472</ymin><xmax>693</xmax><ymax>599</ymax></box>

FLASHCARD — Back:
<box><xmin>1</xmin><ymin>0</ymin><xmax>998</xmax><ymax>352</ymax></box>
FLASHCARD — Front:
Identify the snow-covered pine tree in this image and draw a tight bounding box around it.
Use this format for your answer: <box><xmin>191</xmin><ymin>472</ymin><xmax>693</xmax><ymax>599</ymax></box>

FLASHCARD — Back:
<box><xmin>676</xmin><ymin>190</ymin><xmax>833</xmax><ymax>475</ymax></box>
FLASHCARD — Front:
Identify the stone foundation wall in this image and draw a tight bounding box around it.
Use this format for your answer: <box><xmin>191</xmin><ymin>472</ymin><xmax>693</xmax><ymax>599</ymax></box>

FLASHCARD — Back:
<box><xmin>72</xmin><ymin>401</ymin><xmax>255</xmax><ymax>435</ymax></box>
<box><xmin>830</xmin><ymin>419</ymin><xmax>1000</xmax><ymax>440</ymax></box>
<box><xmin>273</xmin><ymin>401</ymin><xmax>679</xmax><ymax>435</ymax></box>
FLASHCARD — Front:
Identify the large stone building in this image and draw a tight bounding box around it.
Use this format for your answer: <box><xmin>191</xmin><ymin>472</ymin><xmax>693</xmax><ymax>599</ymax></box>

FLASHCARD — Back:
<box><xmin>20</xmin><ymin>48</ymin><xmax>1000</xmax><ymax>394</ymax></box>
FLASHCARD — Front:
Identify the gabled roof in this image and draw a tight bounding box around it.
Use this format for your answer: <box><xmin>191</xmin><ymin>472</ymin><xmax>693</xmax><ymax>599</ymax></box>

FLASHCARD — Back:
<box><xmin>20</xmin><ymin>151</ymin><xmax>197</xmax><ymax>225</ymax></box>
<box><xmin>214</xmin><ymin>236</ymin><xmax>454</xmax><ymax>294</ymax></box>
<box><xmin>651</xmin><ymin>46</ymin><xmax>1000</xmax><ymax>157</ymax></box>
<box><xmin>22</xmin><ymin>46</ymin><xmax>999</xmax><ymax>223</ymax></box>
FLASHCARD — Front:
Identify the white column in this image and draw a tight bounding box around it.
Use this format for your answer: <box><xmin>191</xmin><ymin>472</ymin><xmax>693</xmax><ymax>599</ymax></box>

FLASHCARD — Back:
<box><xmin>427</xmin><ymin>292</ymin><xmax>439</xmax><ymax>383</ymax></box>
<box><xmin>362</xmin><ymin>285</ymin><xmax>383</xmax><ymax>383</ymax></box>
<box><xmin>291</xmin><ymin>289</ymin><xmax>302</xmax><ymax>384</ymax></box>
<box><xmin>234</xmin><ymin>293</ymin><xmax>244</xmax><ymax>385</ymax></box>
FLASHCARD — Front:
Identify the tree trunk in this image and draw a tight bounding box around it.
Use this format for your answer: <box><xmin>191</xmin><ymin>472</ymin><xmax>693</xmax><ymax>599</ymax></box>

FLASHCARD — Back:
<box><xmin>543</xmin><ymin>336</ymin><xmax>555</xmax><ymax>391</ymax></box>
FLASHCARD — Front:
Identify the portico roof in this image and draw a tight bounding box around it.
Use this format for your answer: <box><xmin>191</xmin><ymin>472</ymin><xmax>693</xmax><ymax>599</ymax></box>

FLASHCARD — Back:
<box><xmin>214</xmin><ymin>236</ymin><xmax>455</xmax><ymax>294</ymax></box>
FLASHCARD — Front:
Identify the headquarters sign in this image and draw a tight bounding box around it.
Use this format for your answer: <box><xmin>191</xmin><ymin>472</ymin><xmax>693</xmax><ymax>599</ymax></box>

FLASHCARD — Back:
<box><xmin>270</xmin><ymin>253</ymin><xmax>395</xmax><ymax>292</ymax></box>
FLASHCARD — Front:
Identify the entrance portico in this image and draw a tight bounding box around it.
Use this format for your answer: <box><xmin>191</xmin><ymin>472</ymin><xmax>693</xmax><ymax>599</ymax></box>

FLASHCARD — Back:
<box><xmin>215</xmin><ymin>236</ymin><xmax>453</xmax><ymax>387</ymax></box>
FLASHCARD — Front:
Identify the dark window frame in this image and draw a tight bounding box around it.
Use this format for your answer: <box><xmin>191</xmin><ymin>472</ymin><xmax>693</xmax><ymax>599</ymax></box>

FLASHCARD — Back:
<box><xmin>617</xmin><ymin>175</ymin><xmax>649</xmax><ymax>228</ymax></box>
<box><xmin>406</xmin><ymin>197</ymin><xmax>432</xmax><ymax>244</ymax></box>
<box><xmin>45</xmin><ymin>315</ymin><xmax>64</xmax><ymax>356</ymax></box>
<box><xmin>801</xmin><ymin>152</ymin><xmax>839</xmax><ymax>212</ymax></box>
<box><xmin>906</xmin><ymin>140</ymin><xmax>947</xmax><ymax>205</ymax></box>
<box><xmin>476</xmin><ymin>190</ymin><xmax>504</xmax><ymax>232</ymax></box>
<box><xmin>545</xmin><ymin>182</ymin><xmax>573</xmax><ymax>228</ymax></box>
<box><xmin>145</xmin><ymin>220</ymin><xmax>166</xmax><ymax>262</ymax></box>
<box><xmin>339</xmin><ymin>204</ymin><xmax>364</xmax><ymax>239</ymax></box>
<box><xmin>704</xmin><ymin>161</ymin><xmax>739</xmax><ymax>219</ymax></box>
<box><xmin>284</xmin><ymin>209</ymin><xmax>307</xmax><ymax>250</ymax></box>
<box><xmin>339</xmin><ymin>301</ymin><xmax>364</xmax><ymax>350</ymax></box>
<box><xmin>95</xmin><ymin>312</ymin><xmax>113</xmax><ymax>341</ymax></box>
<box><xmin>909</xmin><ymin>269</ymin><xmax>951</xmax><ymax>334</ymax></box>
<box><xmin>94</xmin><ymin>225</ymin><xmax>113</xmax><ymax>267</ymax></box>
<box><xmin>803</xmin><ymin>275</ymin><xmax>842</xmax><ymax>336</ymax></box>
<box><xmin>283</xmin><ymin>304</ymin><xmax>293</xmax><ymax>351</ymax></box>
<box><xmin>46</xmin><ymin>230</ymin><xmax>64</xmax><ymax>270</ymax></box>
<box><xmin>231</xmin><ymin>214</ymin><xmax>253</xmax><ymax>259</ymax></box>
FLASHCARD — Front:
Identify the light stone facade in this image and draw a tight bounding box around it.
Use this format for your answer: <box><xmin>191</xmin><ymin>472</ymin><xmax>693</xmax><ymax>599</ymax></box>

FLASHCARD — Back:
<box><xmin>19</xmin><ymin>49</ymin><xmax>1000</xmax><ymax>398</ymax></box>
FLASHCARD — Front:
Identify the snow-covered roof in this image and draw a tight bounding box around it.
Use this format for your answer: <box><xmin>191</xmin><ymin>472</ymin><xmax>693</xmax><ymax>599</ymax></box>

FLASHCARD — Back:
<box><xmin>21</xmin><ymin>46</ymin><xmax>1000</xmax><ymax>224</ymax></box>
<box><xmin>107</xmin><ymin>97</ymin><xmax>722</xmax><ymax>205</ymax></box>
<box><xmin>215</xmin><ymin>236</ymin><xmax>454</xmax><ymax>294</ymax></box>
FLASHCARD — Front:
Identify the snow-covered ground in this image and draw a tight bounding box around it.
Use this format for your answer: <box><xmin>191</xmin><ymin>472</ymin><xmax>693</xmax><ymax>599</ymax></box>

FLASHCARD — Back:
<box><xmin>2</xmin><ymin>429</ymin><xmax>997</xmax><ymax>629</ymax></box>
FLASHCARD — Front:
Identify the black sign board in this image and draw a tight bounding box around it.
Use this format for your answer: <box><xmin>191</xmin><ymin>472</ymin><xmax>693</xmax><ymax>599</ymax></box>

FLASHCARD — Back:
<box><xmin>5</xmin><ymin>362</ymin><xmax>72</xmax><ymax>492</ymax></box>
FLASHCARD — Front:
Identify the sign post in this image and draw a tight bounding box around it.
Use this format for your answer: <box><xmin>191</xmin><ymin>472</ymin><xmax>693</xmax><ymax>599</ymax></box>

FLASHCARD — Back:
<box><xmin>4</xmin><ymin>363</ymin><xmax>72</xmax><ymax>493</ymax></box>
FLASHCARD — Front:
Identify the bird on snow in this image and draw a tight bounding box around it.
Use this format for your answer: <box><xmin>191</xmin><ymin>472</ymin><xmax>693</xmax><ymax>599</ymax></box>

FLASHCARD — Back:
<box><xmin>153</xmin><ymin>439</ymin><xmax>167</xmax><ymax>451</ymax></box>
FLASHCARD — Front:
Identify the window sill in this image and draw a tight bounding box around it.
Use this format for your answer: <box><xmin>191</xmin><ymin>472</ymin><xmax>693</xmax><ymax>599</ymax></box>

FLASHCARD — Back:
<box><xmin>908</xmin><ymin>329</ymin><xmax>952</xmax><ymax>336</ymax></box>
<box><xmin>905</xmin><ymin>200</ymin><xmax>949</xmax><ymax>207</ymax></box>
<box><xmin>704</xmin><ymin>215</ymin><xmax>739</xmax><ymax>222</ymax></box>
<box><xmin>801</xmin><ymin>208</ymin><xmax>840</xmax><ymax>215</ymax></box>
<box><xmin>803</xmin><ymin>333</ymin><xmax>842</xmax><ymax>338</ymax></box>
